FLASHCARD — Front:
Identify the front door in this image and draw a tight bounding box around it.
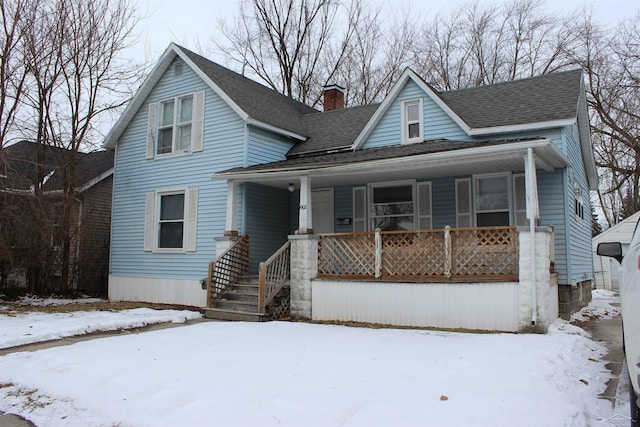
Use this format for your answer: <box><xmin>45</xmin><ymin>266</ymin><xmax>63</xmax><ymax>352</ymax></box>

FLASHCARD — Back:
<box><xmin>312</xmin><ymin>189</ymin><xmax>334</xmax><ymax>234</ymax></box>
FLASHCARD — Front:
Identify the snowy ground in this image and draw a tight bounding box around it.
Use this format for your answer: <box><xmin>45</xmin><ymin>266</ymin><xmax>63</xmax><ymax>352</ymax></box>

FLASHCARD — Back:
<box><xmin>0</xmin><ymin>296</ymin><xmax>202</xmax><ymax>349</ymax></box>
<box><xmin>0</xmin><ymin>291</ymin><xmax>629</xmax><ymax>427</ymax></box>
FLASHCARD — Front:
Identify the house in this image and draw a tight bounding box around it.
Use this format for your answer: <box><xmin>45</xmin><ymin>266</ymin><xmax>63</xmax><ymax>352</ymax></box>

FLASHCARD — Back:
<box><xmin>0</xmin><ymin>141</ymin><xmax>114</xmax><ymax>294</ymax></box>
<box><xmin>105</xmin><ymin>43</ymin><xmax>597</xmax><ymax>332</ymax></box>
<box><xmin>592</xmin><ymin>211</ymin><xmax>640</xmax><ymax>291</ymax></box>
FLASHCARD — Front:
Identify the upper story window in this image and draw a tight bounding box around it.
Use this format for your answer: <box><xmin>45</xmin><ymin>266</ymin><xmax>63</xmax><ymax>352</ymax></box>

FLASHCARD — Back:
<box><xmin>402</xmin><ymin>99</ymin><xmax>424</xmax><ymax>144</ymax></box>
<box><xmin>158</xmin><ymin>95</ymin><xmax>193</xmax><ymax>155</ymax></box>
<box><xmin>146</xmin><ymin>90</ymin><xmax>205</xmax><ymax>159</ymax></box>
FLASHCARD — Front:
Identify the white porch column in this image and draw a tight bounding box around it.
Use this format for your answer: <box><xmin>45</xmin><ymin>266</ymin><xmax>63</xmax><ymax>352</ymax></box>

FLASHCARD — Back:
<box><xmin>225</xmin><ymin>180</ymin><xmax>238</xmax><ymax>236</ymax></box>
<box><xmin>524</xmin><ymin>148</ymin><xmax>540</xmax><ymax>326</ymax></box>
<box><xmin>518</xmin><ymin>227</ymin><xmax>557</xmax><ymax>333</ymax></box>
<box><xmin>298</xmin><ymin>175</ymin><xmax>313</xmax><ymax>234</ymax></box>
<box><xmin>289</xmin><ymin>234</ymin><xmax>319</xmax><ymax>319</ymax></box>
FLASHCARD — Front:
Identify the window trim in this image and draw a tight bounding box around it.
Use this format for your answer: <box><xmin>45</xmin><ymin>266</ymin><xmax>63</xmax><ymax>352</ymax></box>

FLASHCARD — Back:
<box><xmin>154</xmin><ymin>188</ymin><xmax>187</xmax><ymax>253</ymax></box>
<box><xmin>156</xmin><ymin>93</ymin><xmax>195</xmax><ymax>157</ymax></box>
<box><xmin>144</xmin><ymin>186</ymin><xmax>198</xmax><ymax>254</ymax></box>
<box><xmin>401</xmin><ymin>98</ymin><xmax>424</xmax><ymax>144</ymax></box>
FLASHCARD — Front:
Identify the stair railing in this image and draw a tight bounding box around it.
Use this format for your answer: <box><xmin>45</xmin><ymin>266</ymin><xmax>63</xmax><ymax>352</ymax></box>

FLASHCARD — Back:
<box><xmin>207</xmin><ymin>235</ymin><xmax>250</xmax><ymax>307</ymax></box>
<box><xmin>258</xmin><ymin>241</ymin><xmax>291</xmax><ymax>314</ymax></box>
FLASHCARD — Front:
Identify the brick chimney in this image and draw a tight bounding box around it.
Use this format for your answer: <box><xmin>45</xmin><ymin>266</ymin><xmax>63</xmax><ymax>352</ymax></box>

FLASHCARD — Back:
<box><xmin>323</xmin><ymin>84</ymin><xmax>345</xmax><ymax>111</ymax></box>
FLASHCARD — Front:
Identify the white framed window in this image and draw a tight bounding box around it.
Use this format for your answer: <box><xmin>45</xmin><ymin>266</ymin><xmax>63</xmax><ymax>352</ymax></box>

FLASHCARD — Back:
<box><xmin>146</xmin><ymin>91</ymin><xmax>205</xmax><ymax>159</ymax></box>
<box><xmin>401</xmin><ymin>99</ymin><xmax>424</xmax><ymax>144</ymax></box>
<box><xmin>368</xmin><ymin>181</ymin><xmax>416</xmax><ymax>231</ymax></box>
<box><xmin>144</xmin><ymin>188</ymin><xmax>198</xmax><ymax>252</ymax></box>
<box><xmin>157</xmin><ymin>95</ymin><xmax>193</xmax><ymax>155</ymax></box>
<box><xmin>474</xmin><ymin>173</ymin><xmax>512</xmax><ymax>227</ymax></box>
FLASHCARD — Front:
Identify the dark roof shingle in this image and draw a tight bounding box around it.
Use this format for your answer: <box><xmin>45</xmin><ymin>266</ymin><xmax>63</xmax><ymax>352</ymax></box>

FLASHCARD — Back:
<box><xmin>180</xmin><ymin>47</ymin><xmax>318</xmax><ymax>137</ymax></box>
<box><xmin>1</xmin><ymin>141</ymin><xmax>113</xmax><ymax>192</ymax></box>
<box><xmin>438</xmin><ymin>69</ymin><xmax>582</xmax><ymax>129</ymax></box>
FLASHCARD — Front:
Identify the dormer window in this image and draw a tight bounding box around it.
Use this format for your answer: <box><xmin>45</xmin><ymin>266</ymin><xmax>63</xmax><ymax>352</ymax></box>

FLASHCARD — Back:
<box><xmin>402</xmin><ymin>99</ymin><xmax>423</xmax><ymax>144</ymax></box>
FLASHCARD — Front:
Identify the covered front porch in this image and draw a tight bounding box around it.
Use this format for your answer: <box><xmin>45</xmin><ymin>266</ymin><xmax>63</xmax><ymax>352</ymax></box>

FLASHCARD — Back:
<box><xmin>212</xmin><ymin>138</ymin><xmax>567</xmax><ymax>332</ymax></box>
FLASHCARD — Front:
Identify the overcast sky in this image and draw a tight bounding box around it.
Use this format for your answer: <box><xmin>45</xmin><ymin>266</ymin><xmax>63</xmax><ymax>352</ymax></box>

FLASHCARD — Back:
<box><xmin>131</xmin><ymin>0</ymin><xmax>640</xmax><ymax>65</ymax></box>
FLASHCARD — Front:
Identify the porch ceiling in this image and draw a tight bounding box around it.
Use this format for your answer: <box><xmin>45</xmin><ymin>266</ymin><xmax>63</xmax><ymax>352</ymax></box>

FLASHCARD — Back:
<box><xmin>214</xmin><ymin>138</ymin><xmax>568</xmax><ymax>189</ymax></box>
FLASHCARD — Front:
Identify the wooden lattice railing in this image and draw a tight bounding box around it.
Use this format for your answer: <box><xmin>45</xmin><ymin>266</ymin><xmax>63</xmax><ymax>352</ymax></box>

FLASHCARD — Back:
<box><xmin>207</xmin><ymin>235</ymin><xmax>249</xmax><ymax>307</ymax></box>
<box><xmin>258</xmin><ymin>241</ymin><xmax>291</xmax><ymax>314</ymax></box>
<box><xmin>318</xmin><ymin>226</ymin><xmax>518</xmax><ymax>281</ymax></box>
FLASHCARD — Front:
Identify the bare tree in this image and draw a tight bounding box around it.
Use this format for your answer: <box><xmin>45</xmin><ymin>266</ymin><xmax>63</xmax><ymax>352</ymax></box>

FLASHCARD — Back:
<box><xmin>0</xmin><ymin>0</ymin><xmax>142</xmax><ymax>294</ymax></box>
<box><xmin>217</xmin><ymin>0</ymin><xmax>366</xmax><ymax>107</ymax></box>
<box><xmin>568</xmin><ymin>11</ymin><xmax>640</xmax><ymax>225</ymax></box>
<box><xmin>413</xmin><ymin>0</ymin><xmax>576</xmax><ymax>91</ymax></box>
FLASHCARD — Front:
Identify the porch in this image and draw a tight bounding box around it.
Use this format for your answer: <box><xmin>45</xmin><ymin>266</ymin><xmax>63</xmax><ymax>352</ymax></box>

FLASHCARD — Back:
<box><xmin>210</xmin><ymin>139</ymin><xmax>566</xmax><ymax>331</ymax></box>
<box><xmin>208</xmin><ymin>225</ymin><xmax>557</xmax><ymax>332</ymax></box>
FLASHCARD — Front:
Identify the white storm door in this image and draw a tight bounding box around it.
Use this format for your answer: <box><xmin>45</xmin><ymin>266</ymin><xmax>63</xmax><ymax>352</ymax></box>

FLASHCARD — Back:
<box><xmin>312</xmin><ymin>189</ymin><xmax>334</xmax><ymax>234</ymax></box>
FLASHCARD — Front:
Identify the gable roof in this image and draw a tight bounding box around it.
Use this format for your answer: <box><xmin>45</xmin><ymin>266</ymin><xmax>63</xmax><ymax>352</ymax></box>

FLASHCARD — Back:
<box><xmin>180</xmin><ymin>48</ymin><xmax>317</xmax><ymax>137</ymax></box>
<box><xmin>0</xmin><ymin>141</ymin><xmax>114</xmax><ymax>192</ymax></box>
<box><xmin>351</xmin><ymin>68</ymin><xmax>583</xmax><ymax>149</ymax></box>
<box><xmin>103</xmin><ymin>43</ymin><xmax>317</xmax><ymax>148</ymax></box>
<box><xmin>103</xmin><ymin>44</ymin><xmax>595</xmax><ymax>186</ymax></box>
<box><xmin>592</xmin><ymin>211</ymin><xmax>640</xmax><ymax>245</ymax></box>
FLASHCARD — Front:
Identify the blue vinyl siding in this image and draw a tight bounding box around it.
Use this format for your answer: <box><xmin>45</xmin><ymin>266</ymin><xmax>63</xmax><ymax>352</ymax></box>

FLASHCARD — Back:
<box><xmin>537</xmin><ymin>169</ymin><xmax>568</xmax><ymax>284</ymax></box>
<box><xmin>364</xmin><ymin>80</ymin><xmax>469</xmax><ymax>149</ymax></box>
<box><xmin>245</xmin><ymin>183</ymin><xmax>291</xmax><ymax>272</ymax></box>
<box><xmin>110</xmin><ymin>57</ymin><xmax>246</xmax><ymax>280</ymax></box>
<box><xmin>246</xmin><ymin>126</ymin><xmax>295</xmax><ymax>166</ymax></box>
<box><xmin>564</xmin><ymin>124</ymin><xmax>594</xmax><ymax>283</ymax></box>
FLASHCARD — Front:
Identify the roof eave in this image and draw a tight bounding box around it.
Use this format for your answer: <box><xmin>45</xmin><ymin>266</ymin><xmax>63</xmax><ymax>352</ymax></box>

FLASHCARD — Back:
<box><xmin>214</xmin><ymin>138</ymin><xmax>568</xmax><ymax>181</ymax></box>
<box><xmin>468</xmin><ymin>118</ymin><xmax>576</xmax><ymax>136</ymax></box>
<box><xmin>246</xmin><ymin>118</ymin><xmax>307</xmax><ymax>141</ymax></box>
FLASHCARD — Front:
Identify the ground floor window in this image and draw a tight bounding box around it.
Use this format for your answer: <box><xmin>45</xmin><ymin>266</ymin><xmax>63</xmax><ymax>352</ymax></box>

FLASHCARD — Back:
<box><xmin>144</xmin><ymin>187</ymin><xmax>199</xmax><ymax>253</ymax></box>
<box><xmin>369</xmin><ymin>183</ymin><xmax>415</xmax><ymax>231</ymax></box>
<box><xmin>158</xmin><ymin>192</ymin><xmax>185</xmax><ymax>248</ymax></box>
<box><xmin>474</xmin><ymin>174</ymin><xmax>511</xmax><ymax>227</ymax></box>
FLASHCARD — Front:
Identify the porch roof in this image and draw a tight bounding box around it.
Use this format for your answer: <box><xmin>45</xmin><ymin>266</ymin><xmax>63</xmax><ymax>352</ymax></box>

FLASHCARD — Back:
<box><xmin>213</xmin><ymin>138</ymin><xmax>569</xmax><ymax>189</ymax></box>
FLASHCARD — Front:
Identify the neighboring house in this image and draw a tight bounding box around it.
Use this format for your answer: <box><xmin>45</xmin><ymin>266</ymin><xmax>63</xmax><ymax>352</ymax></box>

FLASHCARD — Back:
<box><xmin>105</xmin><ymin>43</ymin><xmax>597</xmax><ymax>332</ymax></box>
<box><xmin>0</xmin><ymin>141</ymin><xmax>114</xmax><ymax>294</ymax></box>
<box><xmin>592</xmin><ymin>211</ymin><xmax>640</xmax><ymax>291</ymax></box>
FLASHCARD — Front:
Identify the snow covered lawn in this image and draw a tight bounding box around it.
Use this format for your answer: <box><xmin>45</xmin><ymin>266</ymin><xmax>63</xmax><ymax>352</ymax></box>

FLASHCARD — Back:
<box><xmin>0</xmin><ymin>291</ymin><xmax>627</xmax><ymax>427</ymax></box>
<box><xmin>0</xmin><ymin>296</ymin><xmax>202</xmax><ymax>349</ymax></box>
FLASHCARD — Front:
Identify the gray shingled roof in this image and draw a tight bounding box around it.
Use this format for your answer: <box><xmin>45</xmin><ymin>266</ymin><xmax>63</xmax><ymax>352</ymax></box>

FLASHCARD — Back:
<box><xmin>438</xmin><ymin>69</ymin><xmax>582</xmax><ymax>129</ymax></box>
<box><xmin>178</xmin><ymin>46</ymin><xmax>582</xmax><ymax>157</ymax></box>
<box><xmin>180</xmin><ymin>47</ymin><xmax>318</xmax><ymax>137</ymax></box>
<box><xmin>288</xmin><ymin>104</ymin><xmax>380</xmax><ymax>156</ymax></box>
<box><xmin>218</xmin><ymin>138</ymin><xmax>536</xmax><ymax>175</ymax></box>
<box><xmin>1</xmin><ymin>141</ymin><xmax>113</xmax><ymax>192</ymax></box>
